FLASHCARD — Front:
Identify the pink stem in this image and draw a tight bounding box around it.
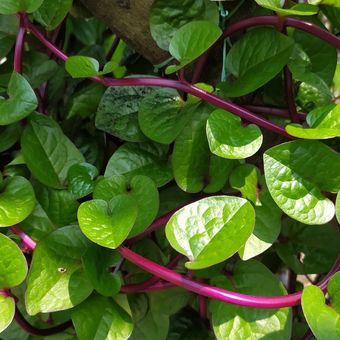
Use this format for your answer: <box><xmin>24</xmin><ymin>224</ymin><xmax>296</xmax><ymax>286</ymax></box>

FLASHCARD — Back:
<box><xmin>117</xmin><ymin>247</ymin><xmax>340</xmax><ymax>309</ymax></box>
<box><xmin>14</xmin><ymin>15</ymin><xmax>26</xmax><ymax>73</ymax></box>
<box><xmin>244</xmin><ymin>105</ymin><xmax>305</xmax><ymax>119</ymax></box>
<box><xmin>10</xmin><ymin>226</ymin><xmax>36</xmax><ymax>251</ymax></box>
<box><xmin>0</xmin><ymin>289</ymin><xmax>11</xmax><ymax>298</ymax></box>
<box><xmin>198</xmin><ymin>293</ymin><xmax>207</xmax><ymax>319</ymax></box>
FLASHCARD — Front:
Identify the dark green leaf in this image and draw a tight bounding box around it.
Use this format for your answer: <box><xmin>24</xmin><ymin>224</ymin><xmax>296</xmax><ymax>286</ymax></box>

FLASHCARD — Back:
<box><xmin>0</xmin><ymin>123</ymin><xmax>21</xmax><ymax>152</ymax></box>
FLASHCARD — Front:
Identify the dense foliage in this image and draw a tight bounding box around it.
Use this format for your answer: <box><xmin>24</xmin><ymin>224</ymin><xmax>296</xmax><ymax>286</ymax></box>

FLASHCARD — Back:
<box><xmin>0</xmin><ymin>0</ymin><xmax>339</xmax><ymax>339</ymax></box>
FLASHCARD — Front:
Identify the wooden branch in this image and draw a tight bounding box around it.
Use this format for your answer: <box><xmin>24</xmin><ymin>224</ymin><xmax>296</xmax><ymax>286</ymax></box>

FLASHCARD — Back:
<box><xmin>79</xmin><ymin>0</ymin><xmax>169</xmax><ymax>64</ymax></box>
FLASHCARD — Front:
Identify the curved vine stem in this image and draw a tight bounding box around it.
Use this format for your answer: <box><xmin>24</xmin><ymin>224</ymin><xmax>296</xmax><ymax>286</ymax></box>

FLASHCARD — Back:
<box><xmin>13</xmin><ymin>14</ymin><xmax>26</xmax><ymax>73</ymax></box>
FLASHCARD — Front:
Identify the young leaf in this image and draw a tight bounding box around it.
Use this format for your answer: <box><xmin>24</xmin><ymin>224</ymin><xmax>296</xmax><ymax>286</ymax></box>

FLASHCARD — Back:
<box><xmin>255</xmin><ymin>0</ymin><xmax>318</xmax><ymax>16</ymax></box>
<box><xmin>77</xmin><ymin>195</ymin><xmax>138</xmax><ymax>249</ymax></box>
<box><xmin>67</xmin><ymin>162</ymin><xmax>98</xmax><ymax>199</ymax></box>
<box><xmin>211</xmin><ymin>260</ymin><xmax>292</xmax><ymax>340</ymax></box>
<box><xmin>0</xmin><ymin>176</ymin><xmax>35</xmax><ymax>227</ymax></box>
<box><xmin>206</xmin><ymin>109</ymin><xmax>263</xmax><ymax>159</ymax></box>
<box><xmin>71</xmin><ymin>293</ymin><xmax>133</xmax><ymax>340</ymax></box>
<box><xmin>0</xmin><ymin>0</ymin><xmax>43</xmax><ymax>14</ymax></box>
<box><xmin>328</xmin><ymin>272</ymin><xmax>340</xmax><ymax>313</ymax></box>
<box><xmin>165</xmin><ymin>196</ymin><xmax>255</xmax><ymax>269</ymax></box>
<box><xmin>166</xmin><ymin>21</ymin><xmax>222</xmax><ymax>74</ymax></box>
<box><xmin>264</xmin><ymin>140</ymin><xmax>340</xmax><ymax>225</ymax></box>
<box><xmin>0</xmin><ymin>72</ymin><xmax>37</xmax><ymax>125</ymax></box>
<box><xmin>302</xmin><ymin>283</ymin><xmax>340</xmax><ymax>340</ymax></box>
<box><xmin>0</xmin><ymin>233</ymin><xmax>28</xmax><ymax>289</ymax></box>
<box><xmin>219</xmin><ymin>28</ymin><xmax>294</xmax><ymax>97</ymax></box>
<box><xmin>93</xmin><ymin>175</ymin><xmax>159</xmax><ymax>237</ymax></box>
<box><xmin>95</xmin><ymin>86</ymin><xmax>156</xmax><ymax>142</ymax></box>
<box><xmin>286</xmin><ymin>103</ymin><xmax>340</xmax><ymax>139</ymax></box>
<box><xmin>0</xmin><ymin>294</ymin><xmax>15</xmax><ymax>333</ymax></box>
<box><xmin>150</xmin><ymin>0</ymin><xmax>219</xmax><ymax>50</ymax></box>
<box><xmin>21</xmin><ymin>112</ymin><xmax>85</xmax><ymax>189</ymax></box>
<box><xmin>25</xmin><ymin>235</ymin><xmax>93</xmax><ymax>315</ymax></box>
<box><xmin>105</xmin><ymin>142</ymin><xmax>172</xmax><ymax>187</ymax></box>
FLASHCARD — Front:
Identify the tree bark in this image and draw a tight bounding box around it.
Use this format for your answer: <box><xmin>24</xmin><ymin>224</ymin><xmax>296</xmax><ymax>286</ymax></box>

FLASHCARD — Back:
<box><xmin>79</xmin><ymin>0</ymin><xmax>169</xmax><ymax>64</ymax></box>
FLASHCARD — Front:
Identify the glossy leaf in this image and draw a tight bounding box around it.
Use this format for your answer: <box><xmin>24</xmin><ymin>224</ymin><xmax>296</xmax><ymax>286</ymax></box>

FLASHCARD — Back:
<box><xmin>264</xmin><ymin>140</ymin><xmax>340</xmax><ymax>225</ymax></box>
<box><xmin>149</xmin><ymin>0</ymin><xmax>218</xmax><ymax>50</ymax></box>
<box><xmin>0</xmin><ymin>72</ymin><xmax>37</xmax><ymax>125</ymax></box>
<box><xmin>72</xmin><ymin>293</ymin><xmax>133</xmax><ymax>340</ymax></box>
<box><xmin>0</xmin><ymin>294</ymin><xmax>15</xmax><ymax>333</ymax></box>
<box><xmin>0</xmin><ymin>176</ymin><xmax>35</xmax><ymax>227</ymax></box>
<box><xmin>0</xmin><ymin>0</ymin><xmax>43</xmax><ymax>14</ymax></box>
<box><xmin>21</xmin><ymin>113</ymin><xmax>85</xmax><ymax>189</ymax></box>
<box><xmin>328</xmin><ymin>272</ymin><xmax>340</xmax><ymax>313</ymax></box>
<box><xmin>105</xmin><ymin>142</ymin><xmax>172</xmax><ymax>187</ymax></box>
<box><xmin>276</xmin><ymin>219</ymin><xmax>340</xmax><ymax>274</ymax></box>
<box><xmin>336</xmin><ymin>191</ymin><xmax>340</xmax><ymax>224</ymax></box>
<box><xmin>302</xmin><ymin>284</ymin><xmax>340</xmax><ymax>340</ymax></box>
<box><xmin>165</xmin><ymin>196</ymin><xmax>255</xmax><ymax>269</ymax></box>
<box><xmin>77</xmin><ymin>195</ymin><xmax>138</xmax><ymax>249</ymax></box>
<box><xmin>211</xmin><ymin>260</ymin><xmax>292</xmax><ymax>340</ymax></box>
<box><xmin>166</xmin><ymin>21</ymin><xmax>222</xmax><ymax>74</ymax></box>
<box><xmin>219</xmin><ymin>28</ymin><xmax>294</xmax><ymax>97</ymax></box>
<box><xmin>255</xmin><ymin>0</ymin><xmax>318</xmax><ymax>15</ymax></box>
<box><xmin>93</xmin><ymin>175</ymin><xmax>159</xmax><ymax>237</ymax></box>
<box><xmin>0</xmin><ymin>233</ymin><xmax>27</xmax><ymax>289</ymax></box>
<box><xmin>138</xmin><ymin>88</ymin><xmax>194</xmax><ymax>144</ymax></box>
<box><xmin>95</xmin><ymin>86</ymin><xmax>156</xmax><ymax>142</ymax></box>
<box><xmin>67</xmin><ymin>162</ymin><xmax>98</xmax><ymax>199</ymax></box>
<box><xmin>25</xmin><ymin>235</ymin><xmax>93</xmax><ymax>315</ymax></box>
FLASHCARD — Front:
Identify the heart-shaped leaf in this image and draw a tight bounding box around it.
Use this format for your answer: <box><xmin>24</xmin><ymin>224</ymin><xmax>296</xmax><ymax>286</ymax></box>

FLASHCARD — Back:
<box><xmin>206</xmin><ymin>109</ymin><xmax>263</xmax><ymax>159</ymax></box>
<box><xmin>255</xmin><ymin>0</ymin><xmax>318</xmax><ymax>16</ymax></box>
<box><xmin>211</xmin><ymin>260</ymin><xmax>292</xmax><ymax>340</ymax></box>
<box><xmin>0</xmin><ymin>176</ymin><xmax>35</xmax><ymax>227</ymax></box>
<box><xmin>302</xmin><ymin>283</ymin><xmax>340</xmax><ymax>340</ymax></box>
<box><xmin>93</xmin><ymin>175</ymin><xmax>159</xmax><ymax>237</ymax></box>
<box><xmin>264</xmin><ymin>140</ymin><xmax>340</xmax><ymax>225</ymax></box>
<box><xmin>0</xmin><ymin>72</ymin><xmax>37</xmax><ymax>125</ymax></box>
<box><xmin>286</xmin><ymin>104</ymin><xmax>340</xmax><ymax>139</ymax></box>
<box><xmin>21</xmin><ymin>112</ymin><xmax>85</xmax><ymax>189</ymax></box>
<box><xmin>165</xmin><ymin>196</ymin><xmax>255</xmax><ymax>269</ymax></box>
<box><xmin>25</xmin><ymin>233</ymin><xmax>93</xmax><ymax>315</ymax></box>
<box><xmin>219</xmin><ymin>28</ymin><xmax>294</xmax><ymax>97</ymax></box>
<box><xmin>71</xmin><ymin>293</ymin><xmax>133</xmax><ymax>340</ymax></box>
<box><xmin>166</xmin><ymin>21</ymin><xmax>222</xmax><ymax>74</ymax></box>
<box><xmin>67</xmin><ymin>162</ymin><xmax>98</xmax><ymax>199</ymax></box>
<box><xmin>0</xmin><ymin>233</ymin><xmax>28</xmax><ymax>289</ymax></box>
<box><xmin>78</xmin><ymin>195</ymin><xmax>138</xmax><ymax>248</ymax></box>
<box><xmin>0</xmin><ymin>294</ymin><xmax>15</xmax><ymax>333</ymax></box>
<box><xmin>0</xmin><ymin>0</ymin><xmax>43</xmax><ymax>14</ymax></box>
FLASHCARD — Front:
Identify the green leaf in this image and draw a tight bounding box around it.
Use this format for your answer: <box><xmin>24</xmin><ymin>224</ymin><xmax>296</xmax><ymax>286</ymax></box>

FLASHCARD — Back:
<box><xmin>336</xmin><ymin>191</ymin><xmax>340</xmax><ymax>224</ymax></box>
<box><xmin>0</xmin><ymin>176</ymin><xmax>35</xmax><ymax>227</ymax></box>
<box><xmin>211</xmin><ymin>260</ymin><xmax>292</xmax><ymax>340</ymax></box>
<box><xmin>0</xmin><ymin>294</ymin><xmax>15</xmax><ymax>333</ymax></box>
<box><xmin>72</xmin><ymin>293</ymin><xmax>133</xmax><ymax>340</ymax></box>
<box><xmin>82</xmin><ymin>246</ymin><xmax>122</xmax><ymax>297</ymax></box>
<box><xmin>138</xmin><ymin>88</ymin><xmax>195</xmax><ymax>144</ymax></box>
<box><xmin>65</xmin><ymin>56</ymin><xmax>116</xmax><ymax>78</ymax></box>
<box><xmin>229</xmin><ymin>164</ymin><xmax>259</xmax><ymax>205</ymax></box>
<box><xmin>219</xmin><ymin>28</ymin><xmax>294</xmax><ymax>97</ymax></box>
<box><xmin>0</xmin><ymin>0</ymin><xmax>43</xmax><ymax>14</ymax></box>
<box><xmin>67</xmin><ymin>162</ymin><xmax>98</xmax><ymax>199</ymax></box>
<box><xmin>93</xmin><ymin>175</ymin><xmax>159</xmax><ymax>237</ymax></box>
<box><xmin>166</xmin><ymin>21</ymin><xmax>222</xmax><ymax>74</ymax></box>
<box><xmin>328</xmin><ymin>272</ymin><xmax>340</xmax><ymax>313</ymax></box>
<box><xmin>149</xmin><ymin>0</ymin><xmax>218</xmax><ymax>50</ymax></box>
<box><xmin>286</xmin><ymin>104</ymin><xmax>340</xmax><ymax>139</ymax></box>
<box><xmin>25</xmin><ymin>235</ymin><xmax>93</xmax><ymax>315</ymax></box>
<box><xmin>302</xmin><ymin>285</ymin><xmax>340</xmax><ymax>340</ymax></box>
<box><xmin>105</xmin><ymin>142</ymin><xmax>172</xmax><ymax>187</ymax></box>
<box><xmin>238</xmin><ymin>180</ymin><xmax>282</xmax><ymax>260</ymax></box>
<box><xmin>95</xmin><ymin>86</ymin><xmax>156</xmax><ymax>142</ymax></box>
<box><xmin>0</xmin><ymin>123</ymin><xmax>21</xmax><ymax>152</ymax></box>
<box><xmin>0</xmin><ymin>233</ymin><xmax>27</xmax><ymax>289</ymax></box>
<box><xmin>33</xmin><ymin>0</ymin><xmax>72</xmax><ymax>31</ymax></box>
<box><xmin>310</xmin><ymin>0</ymin><xmax>340</xmax><ymax>8</ymax></box>
<box><xmin>322</xmin><ymin>5</ymin><xmax>340</xmax><ymax>31</ymax></box>
<box><xmin>206</xmin><ymin>109</ymin><xmax>263</xmax><ymax>159</ymax></box>
<box><xmin>77</xmin><ymin>195</ymin><xmax>138</xmax><ymax>249</ymax></box>
<box><xmin>264</xmin><ymin>140</ymin><xmax>340</xmax><ymax>225</ymax></box>
<box><xmin>255</xmin><ymin>0</ymin><xmax>318</xmax><ymax>15</ymax></box>
<box><xmin>0</xmin><ymin>72</ymin><xmax>37</xmax><ymax>125</ymax></box>
<box><xmin>165</xmin><ymin>196</ymin><xmax>255</xmax><ymax>269</ymax></box>
<box><xmin>276</xmin><ymin>219</ymin><xmax>340</xmax><ymax>274</ymax></box>
<box><xmin>21</xmin><ymin>113</ymin><xmax>85</xmax><ymax>189</ymax></box>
